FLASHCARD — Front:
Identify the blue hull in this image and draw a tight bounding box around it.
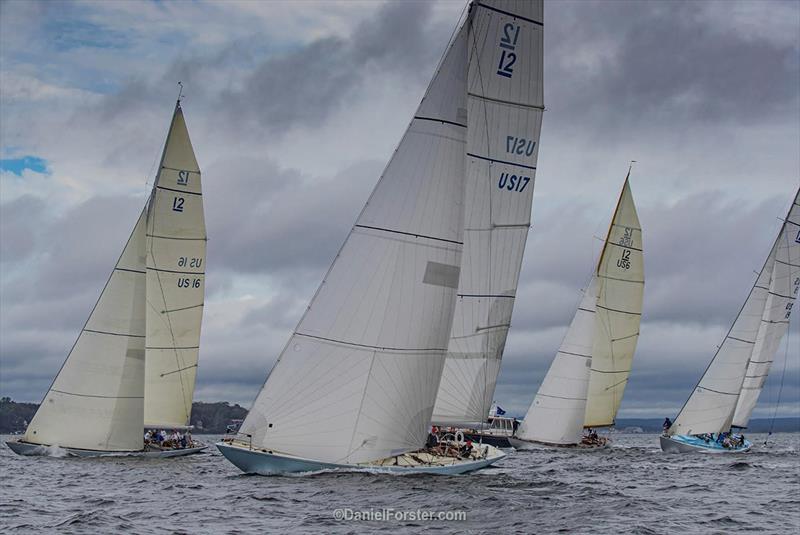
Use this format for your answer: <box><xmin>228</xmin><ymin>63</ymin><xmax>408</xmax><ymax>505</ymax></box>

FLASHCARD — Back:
<box><xmin>660</xmin><ymin>435</ymin><xmax>752</xmax><ymax>454</ymax></box>
<box><xmin>216</xmin><ymin>442</ymin><xmax>506</xmax><ymax>475</ymax></box>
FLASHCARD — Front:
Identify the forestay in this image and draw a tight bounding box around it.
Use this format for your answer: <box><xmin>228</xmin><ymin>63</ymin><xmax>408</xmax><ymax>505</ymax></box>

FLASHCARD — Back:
<box><xmin>732</xmin><ymin>189</ymin><xmax>800</xmax><ymax>428</ymax></box>
<box><xmin>239</xmin><ymin>22</ymin><xmax>469</xmax><ymax>465</ymax></box>
<box><xmin>144</xmin><ymin>104</ymin><xmax>206</xmax><ymax>429</ymax></box>
<box><xmin>432</xmin><ymin>0</ymin><xmax>544</xmax><ymax>426</ymax></box>
<box><xmin>24</xmin><ymin>211</ymin><xmax>148</xmax><ymax>451</ymax></box>
<box><xmin>584</xmin><ymin>179</ymin><xmax>644</xmax><ymax>427</ymax></box>
<box><xmin>670</xmin><ymin>187</ymin><xmax>799</xmax><ymax>436</ymax></box>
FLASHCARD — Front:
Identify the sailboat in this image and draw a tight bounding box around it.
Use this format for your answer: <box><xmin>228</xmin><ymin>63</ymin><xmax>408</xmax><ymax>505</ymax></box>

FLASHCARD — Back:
<box><xmin>661</xmin><ymin>186</ymin><xmax>800</xmax><ymax>453</ymax></box>
<box><xmin>217</xmin><ymin>0</ymin><xmax>543</xmax><ymax>475</ymax></box>
<box><xmin>6</xmin><ymin>97</ymin><xmax>207</xmax><ymax>457</ymax></box>
<box><xmin>509</xmin><ymin>172</ymin><xmax>644</xmax><ymax>449</ymax></box>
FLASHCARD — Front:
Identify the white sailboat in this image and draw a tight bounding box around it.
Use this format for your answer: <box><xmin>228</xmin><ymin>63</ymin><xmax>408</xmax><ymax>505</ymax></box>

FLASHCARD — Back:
<box><xmin>661</xmin><ymin>186</ymin><xmax>800</xmax><ymax>453</ymax></box>
<box><xmin>217</xmin><ymin>0</ymin><xmax>543</xmax><ymax>475</ymax></box>
<box><xmin>509</xmin><ymin>173</ymin><xmax>644</xmax><ymax>449</ymax></box>
<box><xmin>7</xmin><ymin>98</ymin><xmax>207</xmax><ymax>457</ymax></box>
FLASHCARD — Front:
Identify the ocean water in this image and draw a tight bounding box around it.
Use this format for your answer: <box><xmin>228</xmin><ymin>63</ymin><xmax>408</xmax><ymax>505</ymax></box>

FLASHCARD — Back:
<box><xmin>1</xmin><ymin>433</ymin><xmax>798</xmax><ymax>534</ymax></box>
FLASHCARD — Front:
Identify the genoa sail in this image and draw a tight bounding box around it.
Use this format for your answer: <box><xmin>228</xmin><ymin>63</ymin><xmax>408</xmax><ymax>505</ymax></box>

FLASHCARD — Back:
<box><xmin>669</xmin><ymin>187</ymin><xmax>800</xmax><ymax>436</ymax></box>
<box><xmin>24</xmin><ymin>211</ymin><xmax>148</xmax><ymax>451</ymax></box>
<box><xmin>516</xmin><ymin>176</ymin><xmax>643</xmax><ymax>444</ymax></box>
<box><xmin>432</xmin><ymin>0</ymin><xmax>544</xmax><ymax>426</ymax></box>
<box><xmin>144</xmin><ymin>103</ymin><xmax>206</xmax><ymax>429</ymax></box>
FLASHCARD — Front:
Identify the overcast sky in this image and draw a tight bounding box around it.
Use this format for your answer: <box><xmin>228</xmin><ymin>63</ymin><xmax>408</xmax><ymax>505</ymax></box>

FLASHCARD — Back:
<box><xmin>1</xmin><ymin>0</ymin><xmax>798</xmax><ymax>420</ymax></box>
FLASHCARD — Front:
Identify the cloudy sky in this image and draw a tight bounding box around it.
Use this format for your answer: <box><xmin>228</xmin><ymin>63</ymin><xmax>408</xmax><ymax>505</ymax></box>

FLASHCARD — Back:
<box><xmin>1</xmin><ymin>0</ymin><xmax>798</xmax><ymax>420</ymax></box>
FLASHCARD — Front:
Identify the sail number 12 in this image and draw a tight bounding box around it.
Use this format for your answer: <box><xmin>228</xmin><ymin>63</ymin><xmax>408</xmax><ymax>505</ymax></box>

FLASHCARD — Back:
<box><xmin>496</xmin><ymin>23</ymin><xmax>521</xmax><ymax>78</ymax></box>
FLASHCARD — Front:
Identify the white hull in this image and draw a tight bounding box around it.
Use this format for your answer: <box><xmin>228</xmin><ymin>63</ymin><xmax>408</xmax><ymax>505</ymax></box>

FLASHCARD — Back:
<box><xmin>508</xmin><ymin>436</ymin><xmax>610</xmax><ymax>451</ymax></box>
<box><xmin>659</xmin><ymin>435</ymin><xmax>752</xmax><ymax>454</ymax></box>
<box><xmin>216</xmin><ymin>441</ymin><xmax>506</xmax><ymax>476</ymax></box>
<box><xmin>5</xmin><ymin>440</ymin><xmax>206</xmax><ymax>458</ymax></box>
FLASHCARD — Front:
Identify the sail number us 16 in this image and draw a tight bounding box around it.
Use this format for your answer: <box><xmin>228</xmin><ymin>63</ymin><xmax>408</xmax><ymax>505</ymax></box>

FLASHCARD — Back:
<box><xmin>178</xmin><ymin>277</ymin><xmax>201</xmax><ymax>289</ymax></box>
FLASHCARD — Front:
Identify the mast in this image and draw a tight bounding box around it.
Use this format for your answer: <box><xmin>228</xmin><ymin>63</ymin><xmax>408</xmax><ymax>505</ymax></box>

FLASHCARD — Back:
<box><xmin>432</xmin><ymin>0</ymin><xmax>545</xmax><ymax>426</ymax></box>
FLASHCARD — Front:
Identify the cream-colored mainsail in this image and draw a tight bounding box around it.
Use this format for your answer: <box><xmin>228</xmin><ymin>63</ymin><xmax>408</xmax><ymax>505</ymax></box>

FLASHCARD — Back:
<box><xmin>432</xmin><ymin>0</ymin><xmax>544</xmax><ymax>426</ymax></box>
<box><xmin>21</xmin><ymin>100</ymin><xmax>203</xmax><ymax>451</ymax></box>
<box><xmin>584</xmin><ymin>178</ymin><xmax>644</xmax><ymax>427</ymax></box>
<box><xmin>669</xmin><ymin>187</ymin><xmax>800</xmax><ymax>436</ymax></box>
<box><xmin>23</xmin><ymin>209</ymin><xmax>148</xmax><ymax>452</ymax></box>
<box><xmin>144</xmin><ymin>104</ymin><xmax>206</xmax><ymax>429</ymax></box>
<box><xmin>515</xmin><ymin>176</ymin><xmax>643</xmax><ymax>445</ymax></box>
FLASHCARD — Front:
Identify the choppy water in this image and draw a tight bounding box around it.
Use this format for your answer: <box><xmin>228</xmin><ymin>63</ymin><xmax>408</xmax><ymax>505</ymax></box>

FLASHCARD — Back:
<box><xmin>1</xmin><ymin>433</ymin><xmax>798</xmax><ymax>534</ymax></box>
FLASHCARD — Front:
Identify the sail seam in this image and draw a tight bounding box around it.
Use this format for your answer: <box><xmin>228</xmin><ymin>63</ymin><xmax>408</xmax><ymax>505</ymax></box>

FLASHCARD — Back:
<box><xmin>147</xmin><ymin>266</ymin><xmax>205</xmax><ymax>276</ymax></box>
<box><xmin>147</xmin><ymin>234</ymin><xmax>205</xmax><ymax>241</ymax></box>
<box><xmin>768</xmin><ymin>290</ymin><xmax>795</xmax><ymax>299</ymax></box>
<box><xmin>559</xmin><ymin>350</ymin><xmax>591</xmax><ymax>359</ymax></box>
<box><xmin>596</xmin><ymin>304</ymin><xmax>641</xmax><ymax>316</ymax></box>
<box><xmin>147</xmin><ymin>346</ymin><xmax>200</xmax><ymax>350</ymax></box>
<box><xmin>466</xmin><ymin>152</ymin><xmax>537</xmax><ymax>170</ymax></box>
<box><xmin>467</xmin><ymin>92</ymin><xmax>544</xmax><ymax>111</ymax></box>
<box><xmin>604</xmin><ymin>241</ymin><xmax>643</xmax><ymax>253</ymax></box>
<box><xmin>51</xmin><ymin>389</ymin><xmax>143</xmax><ymax>399</ymax></box>
<box><xmin>727</xmin><ymin>336</ymin><xmax>755</xmax><ymax>345</ymax></box>
<box><xmin>353</xmin><ymin>224</ymin><xmax>463</xmax><ymax>245</ymax></box>
<box><xmin>598</xmin><ymin>274</ymin><xmax>644</xmax><ymax>284</ymax></box>
<box><xmin>84</xmin><ymin>329</ymin><xmax>145</xmax><ymax>338</ymax></box>
<box><xmin>589</xmin><ymin>369</ymin><xmax>628</xmax><ymax>374</ymax></box>
<box><xmin>775</xmin><ymin>259</ymin><xmax>800</xmax><ymax>268</ymax></box>
<box><xmin>162</xmin><ymin>304</ymin><xmax>204</xmax><ymax>313</ymax></box>
<box><xmin>457</xmin><ymin>294</ymin><xmax>515</xmax><ymax>298</ymax></box>
<box><xmin>537</xmin><ymin>393</ymin><xmax>587</xmax><ymax>401</ymax></box>
<box><xmin>160</xmin><ymin>364</ymin><xmax>198</xmax><ymax>377</ymax></box>
<box><xmin>413</xmin><ymin>115</ymin><xmax>467</xmax><ymax>128</ymax></box>
<box><xmin>156</xmin><ymin>185</ymin><xmax>202</xmax><ymax>196</ymax></box>
<box><xmin>161</xmin><ymin>165</ymin><xmax>199</xmax><ymax>174</ymax></box>
<box><xmin>762</xmin><ymin>319</ymin><xmax>789</xmax><ymax>324</ymax></box>
<box><xmin>115</xmin><ymin>267</ymin><xmax>146</xmax><ymax>275</ymax></box>
<box><xmin>474</xmin><ymin>2</ymin><xmax>543</xmax><ymax>26</ymax></box>
<box><xmin>295</xmin><ymin>332</ymin><xmax>447</xmax><ymax>353</ymax></box>
<box><xmin>697</xmin><ymin>386</ymin><xmax>738</xmax><ymax>395</ymax></box>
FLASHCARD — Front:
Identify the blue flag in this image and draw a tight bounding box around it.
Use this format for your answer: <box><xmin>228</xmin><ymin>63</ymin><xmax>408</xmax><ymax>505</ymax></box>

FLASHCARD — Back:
<box><xmin>495</xmin><ymin>405</ymin><xmax>506</xmax><ymax>416</ymax></box>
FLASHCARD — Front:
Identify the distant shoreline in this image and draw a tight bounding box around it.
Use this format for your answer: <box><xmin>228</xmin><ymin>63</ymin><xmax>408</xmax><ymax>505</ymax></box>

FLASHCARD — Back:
<box><xmin>2</xmin><ymin>398</ymin><xmax>798</xmax><ymax>434</ymax></box>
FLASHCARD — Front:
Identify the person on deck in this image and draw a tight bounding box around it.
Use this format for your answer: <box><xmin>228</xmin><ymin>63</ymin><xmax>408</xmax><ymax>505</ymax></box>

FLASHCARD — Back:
<box><xmin>662</xmin><ymin>418</ymin><xmax>672</xmax><ymax>433</ymax></box>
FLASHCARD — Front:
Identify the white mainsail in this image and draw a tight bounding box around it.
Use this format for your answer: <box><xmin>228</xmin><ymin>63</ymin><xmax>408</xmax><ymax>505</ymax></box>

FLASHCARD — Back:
<box><xmin>144</xmin><ymin>104</ymin><xmax>206</xmax><ymax>429</ymax></box>
<box><xmin>24</xmin><ymin>210</ymin><xmax>148</xmax><ymax>451</ymax></box>
<box><xmin>584</xmin><ymin>179</ymin><xmax>644</xmax><ymax>427</ymax></box>
<box><xmin>238</xmin><ymin>21</ymin><xmax>469</xmax><ymax>465</ymax></box>
<box><xmin>432</xmin><ymin>0</ymin><xmax>544</xmax><ymax>426</ymax></box>
<box><xmin>669</xmin><ymin>187</ymin><xmax>800</xmax><ymax>436</ymax></box>
<box><xmin>516</xmin><ymin>177</ymin><xmax>643</xmax><ymax>444</ymax></box>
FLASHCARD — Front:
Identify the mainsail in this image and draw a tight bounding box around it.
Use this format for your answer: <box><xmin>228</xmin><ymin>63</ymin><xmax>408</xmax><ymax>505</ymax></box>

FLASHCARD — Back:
<box><xmin>144</xmin><ymin>104</ymin><xmax>206</xmax><ymax>429</ymax></box>
<box><xmin>432</xmin><ymin>0</ymin><xmax>544</xmax><ymax>426</ymax></box>
<box><xmin>669</xmin><ymin>187</ymin><xmax>800</xmax><ymax>436</ymax></box>
<box><xmin>24</xmin><ymin>210</ymin><xmax>148</xmax><ymax>452</ymax></box>
<box><xmin>584</xmin><ymin>178</ymin><xmax>644</xmax><ymax>427</ymax></box>
<box><xmin>516</xmin><ymin>177</ymin><xmax>643</xmax><ymax>444</ymax></box>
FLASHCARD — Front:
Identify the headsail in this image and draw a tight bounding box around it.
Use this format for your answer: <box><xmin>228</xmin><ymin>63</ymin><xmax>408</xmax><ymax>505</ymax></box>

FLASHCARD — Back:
<box><xmin>432</xmin><ymin>0</ymin><xmax>544</xmax><ymax>426</ymax></box>
<box><xmin>732</xmin><ymin>189</ymin><xmax>800</xmax><ymax>428</ymax></box>
<box><xmin>669</xmin><ymin>187</ymin><xmax>799</xmax><ymax>436</ymax></box>
<box><xmin>584</xmin><ymin>178</ymin><xmax>644</xmax><ymax>427</ymax></box>
<box><xmin>238</xmin><ymin>21</ymin><xmax>469</xmax><ymax>465</ymax></box>
<box><xmin>24</xmin><ymin>211</ymin><xmax>147</xmax><ymax>451</ymax></box>
<box><xmin>144</xmin><ymin>102</ymin><xmax>206</xmax><ymax>429</ymax></box>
